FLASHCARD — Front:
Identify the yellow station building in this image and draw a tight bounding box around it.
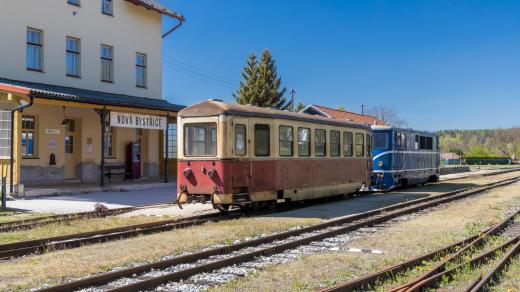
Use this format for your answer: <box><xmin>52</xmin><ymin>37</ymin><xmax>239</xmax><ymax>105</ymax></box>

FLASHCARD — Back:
<box><xmin>0</xmin><ymin>0</ymin><xmax>184</xmax><ymax>194</ymax></box>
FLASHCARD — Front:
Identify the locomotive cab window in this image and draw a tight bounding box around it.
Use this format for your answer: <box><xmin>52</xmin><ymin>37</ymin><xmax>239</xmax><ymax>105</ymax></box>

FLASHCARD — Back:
<box><xmin>235</xmin><ymin>124</ymin><xmax>246</xmax><ymax>155</ymax></box>
<box><xmin>374</xmin><ymin>133</ymin><xmax>388</xmax><ymax>149</ymax></box>
<box><xmin>315</xmin><ymin>129</ymin><xmax>326</xmax><ymax>156</ymax></box>
<box><xmin>298</xmin><ymin>127</ymin><xmax>311</xmax><ymax>156</ymax></box>
<box><xmin>184</xmin><ymin>123</ymin><xmax>217</xmax><ymax>156</ymax></box>
<box><xmin>355</xmin><ymin>133</ymin><xmax>365</xmax><ymax>157</ymax></box>
<box><xmin>330</xmin><ymin>130</ymin><xmax>340</xmax><ymax>157</ymax></box>
<box><xmin>254</xmin><ymin>124</ymin><xmax>270</xmax><ymax>156</ymax></box>
<box><xmin>343</xmin><ymin>131</ymin><xmax>353</xmax><ymax>157</ymax></box>
<box><xmin>279</xmin><ymin>125</ymin><xmax>294</xmax><ymax>156</ymax></box>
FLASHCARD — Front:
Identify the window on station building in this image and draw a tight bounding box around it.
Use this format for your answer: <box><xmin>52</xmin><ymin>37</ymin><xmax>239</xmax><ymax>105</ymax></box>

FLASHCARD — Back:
<box><xmin>27</xmin><ymin>28</ymin><xmax>43</xmax><ymax>72</ymax></box>
<box><xmin>330</xmin><ymin>130</ymin><xmax>340</xmax><ymax>157</ymax></box>
<box><xmin>184</xmin><ymin>123</ymin><xmax>217</xmax><ymax>157</ymax></box>
<box><xmin>163</xmin><ymin>123</ymin><xmax>177</xmax><ymax>158</ymax></box>
<box><xmin>254</xmin><ymin>124</ymin><xmax>270</xmax><ymax>157</ymax></box>
<box><xmin>298</xmin><ymin>127</ymin><xmax>310</xmax><ymax>156</ymax></box>
<box><xmin>64</xmin><ymin>119</ymin><xmax>75</xmax><ymax>154</ymax></box>
<box><xmin>0</xmin><ymin>111</ymin><xmax>11</xmax><ymax>159</ymax></box>
<box><xmin>66</xmin><ymin>37</ymin><xmax>80</xmax><ymax>77</ymax></box>
<box><xmin>136</xmin><ymin>53</ymin><xmax>147</xmax><ymax>88</ymax></box>
<box><xmin>22</xmin><ymin>116</ymin><xmax>36</xmax><ymax>158</ymax></box>
<box><xmin>279</xmin><ymin>125</ymin><xmax>293</xmax><ymax>157</ymax></box>
<box><xmin>234</xmin><ymin>124</ymin><xmax>246</xmax><ymax>155</ymax></box>
<box><xmin>100</xmin><ymin>45</ymin><xmax>113</xmax><ymax>82</ymax></box>
<box><xmin>343</xmin><ymin>131</ymin><xmax>353</xmax><ymax>157</ymax></box>
<box><xmin>101</xmin><ymin>0</ymin><xmax>113</xmax><ymax>15</ymax></box>
<box><xmin>315</xmin><ymin>129</ymin><xmax>326</xmax><ymax>157</ymax></box>
<box><xmin>104</xmin><ymin>119</ymin><xmax>115</xmax><ymax>158</ymax></box>
<box><xmin>68</xmin><ymin>0</ymin><xmax>80</xmax><ymax>6</ymax></box>
<box><xmin>355</xmin><ymin>133</ymin><xmax>365</xmax><ymax>157</ymax></box>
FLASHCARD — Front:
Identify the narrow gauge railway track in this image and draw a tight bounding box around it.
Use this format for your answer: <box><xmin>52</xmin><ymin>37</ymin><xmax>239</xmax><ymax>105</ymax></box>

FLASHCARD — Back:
<box><xmin>0</xmin><ymin>191</ymin><xmax>374</xmax><ymax>259</ymax></box>
<box><xmin>37</xmin><ymin>176</ymin><xmax>520</xmax><ymax>292</ymax></box>
<box><xmin>2</xmin><ymin>174</ymin><xmax>517</xmax><ymax>260</ymax></box>
<box><xmin>0</xmin><ymin>211</ymin><xmax>237</xmax><ymax>259</ymax></box>
<box><xmin>439</xmin><ymin>167</ymin><xmax>520</xmax><ymax>182</ymax></box>
<box><xmin>0</xmin><ymin>203</ymin><xmax>174</xmax><ymax>233</ymax></box>
<box><xmin>320</xmin><ymin>210</ymin><xmax>520</xmax><ymax>292</ymax></box>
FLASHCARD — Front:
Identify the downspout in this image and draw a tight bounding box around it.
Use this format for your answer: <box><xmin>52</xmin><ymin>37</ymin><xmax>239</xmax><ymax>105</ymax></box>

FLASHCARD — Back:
<box><xmin>10</xmin><ymin>94</ymin><xmax>34</xmax><ymax>194</ymax></box>
<box><xmin>162</xmin><ymin>14</ymin><xmax>185</xmax><ymax>38</ymax></box>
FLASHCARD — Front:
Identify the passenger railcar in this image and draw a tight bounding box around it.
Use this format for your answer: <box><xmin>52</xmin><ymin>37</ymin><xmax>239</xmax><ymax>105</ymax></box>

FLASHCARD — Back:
<box><xmin>371</xmin><ymin>126</ymin><xmax>440</xmax><ymax>190</ymax></box>
<box><xmin>177</xmin><ymin>100</ymin><xmax>373</xmax><ymax>211</ymax></box>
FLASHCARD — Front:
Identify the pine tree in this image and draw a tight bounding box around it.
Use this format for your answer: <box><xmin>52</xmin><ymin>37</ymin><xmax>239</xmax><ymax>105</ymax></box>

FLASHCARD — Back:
<box><xmin>234</xmin><ymin>53</ymin><xmax>260</xmax><ymax>105</ymax></box>
<box><xmin>234</xmin><ymin>49</ymin><xmax>287</xmax><ymax>109</ymax></box>
<box><xmin>296</xmin><ymin>102</ymin><xmax>305</xmax><ymax>112</ymax></box>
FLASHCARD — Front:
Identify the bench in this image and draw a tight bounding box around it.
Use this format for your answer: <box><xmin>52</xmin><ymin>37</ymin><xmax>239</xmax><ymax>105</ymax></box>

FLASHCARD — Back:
<box><xmin>104</xmin><ymin>164</ymin><xmax>132</xmax><ymax>182</ymax></box>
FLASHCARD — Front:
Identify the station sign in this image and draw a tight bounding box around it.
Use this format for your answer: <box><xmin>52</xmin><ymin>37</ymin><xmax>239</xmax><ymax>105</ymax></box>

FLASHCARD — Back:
<box><xmin>110</xmin><ymin>112</ymin><xmax>167</xmax><ymax>130</ymax></box>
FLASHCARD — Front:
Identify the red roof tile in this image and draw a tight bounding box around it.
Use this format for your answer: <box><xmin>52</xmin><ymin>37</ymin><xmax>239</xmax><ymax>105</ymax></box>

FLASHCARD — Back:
<box><xmin>313</xmin><ymin>105</ymin><xmax>387</xmax><ymax>126</ymax></box>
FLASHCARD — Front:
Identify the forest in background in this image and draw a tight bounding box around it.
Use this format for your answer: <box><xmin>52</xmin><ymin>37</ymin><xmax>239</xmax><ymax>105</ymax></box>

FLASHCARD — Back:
<box><xmin>439</xmin><ymin>128</ymin><xmax>520</xmax><ymax>158</ymax></box>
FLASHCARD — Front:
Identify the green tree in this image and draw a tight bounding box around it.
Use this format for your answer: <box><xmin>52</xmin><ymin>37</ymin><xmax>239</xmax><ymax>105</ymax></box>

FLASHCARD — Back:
<box><xmin>234</xmin><ymin>49</ymin><xmax>287</xmax><ymax>109</ymax></box>
<box><xmin>296</xmin><ymin>102</ymin><xmax>305</xmax><ymax>112</ymax></box>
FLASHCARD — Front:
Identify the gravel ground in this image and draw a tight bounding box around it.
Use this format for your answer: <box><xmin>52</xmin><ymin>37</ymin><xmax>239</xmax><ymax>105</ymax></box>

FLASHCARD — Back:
<box><xmin>213</xmin><ymin>182</ymin><xmax>520</xmax><ymax>292</ymax></box>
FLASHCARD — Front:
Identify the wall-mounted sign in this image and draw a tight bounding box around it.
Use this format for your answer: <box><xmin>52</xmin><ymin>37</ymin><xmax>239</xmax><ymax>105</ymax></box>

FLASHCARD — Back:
<box><xmin>110</xmin><ymin>112</ymin><xmax>167</xmax><ymax>130</ymax></box>
<box><xmin>49</xmin><ymin>139</ymin><xmax>57</xmax><ymax>149</ymax></box>
<box><xmin>46</xmin><ymin>129</ymin><xmax>60</xmax><ymax>135</ymax></box>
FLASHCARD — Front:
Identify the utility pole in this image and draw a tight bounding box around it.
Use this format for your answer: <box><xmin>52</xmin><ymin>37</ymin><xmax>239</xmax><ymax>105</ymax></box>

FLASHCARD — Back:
<box><xmin>361</xmin><ymin>104</ymin><xmax>365</xmax><ymax>115</ymax></box>
<box><xmin>290</xmin><ymin>89</ymin><xmax>296</xmax><ymax>112</ymax></box>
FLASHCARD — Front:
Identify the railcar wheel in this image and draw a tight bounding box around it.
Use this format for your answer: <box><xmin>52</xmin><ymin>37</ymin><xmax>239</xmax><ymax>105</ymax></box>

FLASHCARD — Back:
<box><xmin>214</xmin><ymin>204</ymin><xmax>230</xmax><ymax>213</ymax></box>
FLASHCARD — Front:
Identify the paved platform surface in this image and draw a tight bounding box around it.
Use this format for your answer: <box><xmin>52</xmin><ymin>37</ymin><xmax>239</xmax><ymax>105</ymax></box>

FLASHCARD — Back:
<box><xmin>7</xmin><ymin>168</ymin><xmax>517</xmax><ymax>215</ymax></box>
<box><xmin>7</xmin><ymin>186</ymin><xmax>178</xmax><ymax>214</ymax></box>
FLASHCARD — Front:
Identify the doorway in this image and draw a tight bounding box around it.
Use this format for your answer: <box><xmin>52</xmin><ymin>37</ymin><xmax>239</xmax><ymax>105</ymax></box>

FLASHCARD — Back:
<box><xmin>64</xmin><ymin>119</ymin><xmax>78</xmax><ymax>180</ymax></box>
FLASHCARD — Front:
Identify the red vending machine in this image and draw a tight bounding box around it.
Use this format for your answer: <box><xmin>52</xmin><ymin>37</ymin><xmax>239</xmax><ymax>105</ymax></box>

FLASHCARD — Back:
<box><xmin>126</xmin><ymin>142</ymin><xmax>141</xmax><ymax>179</ymax></box>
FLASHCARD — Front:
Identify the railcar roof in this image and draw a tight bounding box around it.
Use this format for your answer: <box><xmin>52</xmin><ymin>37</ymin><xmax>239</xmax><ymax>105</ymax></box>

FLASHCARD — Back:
<box><xmin>179</xmin><ymin>100</ymin><xmax>371</xmax><ymax>130</ymax></box>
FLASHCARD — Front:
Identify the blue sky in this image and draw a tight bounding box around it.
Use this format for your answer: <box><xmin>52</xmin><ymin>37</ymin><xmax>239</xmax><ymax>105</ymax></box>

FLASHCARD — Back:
<box><xmin>161</xmin><ymin>0</ymin><xmax>520</xmax><ymax>130</ymax></box>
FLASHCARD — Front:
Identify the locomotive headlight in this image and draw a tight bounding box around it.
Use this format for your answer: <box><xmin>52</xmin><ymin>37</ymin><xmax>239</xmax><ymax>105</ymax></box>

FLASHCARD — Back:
<box><xmin>377</xmin><ymin>161</ymin><xmax>383</xmax><ymax>167</ymax></box>
<box><xmin>183</xmin><ymin>168</ymin><xmax>192</xmax><ymax>178</ymax></box>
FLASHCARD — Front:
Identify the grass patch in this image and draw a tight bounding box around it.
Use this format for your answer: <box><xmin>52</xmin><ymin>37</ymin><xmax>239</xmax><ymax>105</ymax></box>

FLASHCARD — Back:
<box><xmin>0</xmin><ymin>211</ymin><xmax>51</xmax><ymax>224</ymax></box>
<box><xmin>0</xmin><ymin>215</ymin><xmax>173</xmax><ymax>245</ymax></box>
<box><xmin>0</xmin><ymin>216</ymin><xmax>320</xmax><ymax>291</ymax></box>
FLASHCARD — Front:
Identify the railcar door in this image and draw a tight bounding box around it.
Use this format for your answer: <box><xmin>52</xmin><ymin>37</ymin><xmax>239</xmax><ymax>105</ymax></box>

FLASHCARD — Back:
<box><xmin>231</xmin><ymin>119</ymin><xmax>250</xmax><ymax>191</ymax></box>
<box><xmin>394</xmin><ymin>130</ymin><xmax>404</xmax><ymax>170</ymax></box>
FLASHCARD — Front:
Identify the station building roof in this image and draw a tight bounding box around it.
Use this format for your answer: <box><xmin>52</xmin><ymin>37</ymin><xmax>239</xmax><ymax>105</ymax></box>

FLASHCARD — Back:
<box><xmin>124</xmin><ymin>0</ymin><xmax>184</xmax><ymax>20</ymax></box>
<box><xmin>301</xmin><ymin>104</ymin><xmax>387</xmax><ymax>126</ymax></box>
<box><xmin>0</xmin><ymin>77</ymin><xmax>185</xmax><ymax>112</ymax></box>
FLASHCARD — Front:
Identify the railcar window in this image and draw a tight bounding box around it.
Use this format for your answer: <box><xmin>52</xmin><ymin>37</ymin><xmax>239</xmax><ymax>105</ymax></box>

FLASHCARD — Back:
<box><xmin>254</xmin><ymin>124</ymin><xmax>270</xmax><ymax>156</ymax></box>
<box><xmin>367</xmin><ymin>134</ymin><xmax>372</xmax><ymax>156</ymax></box>
<box><xmin>184</xmin><ymin>123</ymin><xmax>217</xmax><ymax>157</ymax></box>
<box><xmin>355</xmin><ymin>133</ymin><xmax>365</xmax><ymax>157</ymax></box>
<box><xmin>298</xmin><ymin>127</ymin><xmax>311</xmax><ymax>156</ymax></box>
<box><xmin>426</xmin><ymin>136</ymin><xmax>433</xmax><ymax>150</ymax></box>
<box><xmin>374</xmin><ymin>133</ymin><xmax>388</xmax><ymax>149</ymax></box>
<box><xmin>235</xmin><ymin>124</ymin><xmax>246</xmax><ymax>155</ymax></box>
<box><xmin>279</xmin><ymin>126</ymin><xmax>294</xmax><ymax>156</ymax></box>
<box><xmin>343</xmin><ymin>132</ymin><xmax>353</xmax><ymax>157</ymax></box>
<box><xmin>420</xmin><ymin>136</ymin><xmax>427</xmax><ymax>150</ymax></box>
<box><xmin>315</xmin><ymin>129</ymin><xmax>326</xmax><ymax>156</ymax></box>
<box><xmin>415</xmin><ymin>135</ymin><xmax>420</xmax><ymax>150</ymax></box>
<box><xmin>330</xmin><ymin>130</ymin><xmax>340</xmax><ymax>157</ymax></box>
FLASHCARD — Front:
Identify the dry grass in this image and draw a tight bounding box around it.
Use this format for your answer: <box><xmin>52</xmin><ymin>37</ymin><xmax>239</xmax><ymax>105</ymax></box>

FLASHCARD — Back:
<box><xmin>0</xmin><ymin>216</ymin><xmax>319</xmax><ymax>291</ymax></box>
<box><xmin>0</xmin><ymin>215</ymin><xmax>171</xmax><ymax>245</ymax></box>
<box><xmin>216</xmin><ymin>183</ymin><xmax>520</xmax><ymax>292</ymax></box>
<box><xmin>0</xmin><ymin>211</ymin><xmax>50</xmax><ymax>224</ymax></box>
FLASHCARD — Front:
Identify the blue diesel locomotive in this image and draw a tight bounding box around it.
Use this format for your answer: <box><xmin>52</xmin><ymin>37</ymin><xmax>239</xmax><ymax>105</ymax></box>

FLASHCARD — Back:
<box><xmin>371</xmin><ymin>127</ymin><xmax>440</xmax><ymax>190</ymax></box>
